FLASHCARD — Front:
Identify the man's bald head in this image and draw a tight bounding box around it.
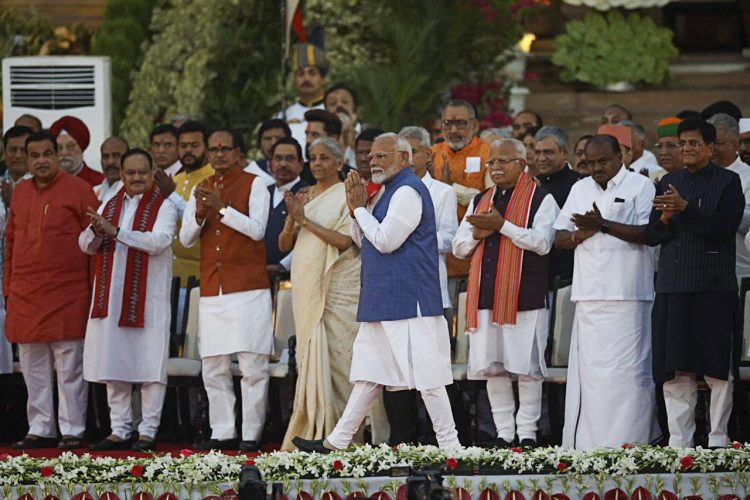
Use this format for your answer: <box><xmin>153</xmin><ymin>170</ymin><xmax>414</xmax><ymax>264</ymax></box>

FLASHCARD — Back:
<box><xmin>100</xmin><ymin>135</ymin><xmax>130</xmax><ymax>183</ymax></box>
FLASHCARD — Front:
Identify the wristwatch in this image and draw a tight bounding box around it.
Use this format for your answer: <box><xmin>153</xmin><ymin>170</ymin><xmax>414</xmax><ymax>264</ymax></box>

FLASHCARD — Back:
<box><xmin>600</xmin><ymin>221</ymin><xmax>610</xmax><ymax>234</ymax></box>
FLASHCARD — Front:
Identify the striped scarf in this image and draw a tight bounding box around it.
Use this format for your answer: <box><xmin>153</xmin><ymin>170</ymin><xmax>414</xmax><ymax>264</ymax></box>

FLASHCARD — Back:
<box><xmin>465</xmin><ymin>173</ymin><xmax>537</xmax><ymax>330</ymax></box>
<box><xmin>91</xmin><ymin>185</ymin><xmax>165</xmax><ymax>328</ymax></box>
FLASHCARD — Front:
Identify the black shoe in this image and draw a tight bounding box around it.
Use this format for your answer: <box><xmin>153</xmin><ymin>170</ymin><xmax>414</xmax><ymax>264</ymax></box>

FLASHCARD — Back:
<box><xmin>292</xmin><ymin>436</ymin><xmax>334</xmax><ymax>454</ymax></box>
<box><xmin>519</xmin><ymin>438</ymin><xmax>537</xmax><ymax>448</ymax></box>
<box><xmin>12</xmin><ymin>435</ymin><xmax>58</xmax><ymax>450</ymax></box>
<box><xmin>488</xmin><ymin>437</ymin><xmax>514</xmax><ymax>449</ymax></box>
<box><xmin>90</xmin><ymin>436</ymin><xmax>133</xmax><ymax>451</ymax></box>
<box><xmin>132</xmin><ymin>439</ymin><xmax>156</xmax><ymax>452</ymax></box>
<box><xmin>193</xmin><ymin>438</ymin><xmax>239</xmax><ymax>451</ymax></box>
<box><xmin>239</xmin><ymin>440</ymin><xmax>260</xmax><ymax>452</ymax></box>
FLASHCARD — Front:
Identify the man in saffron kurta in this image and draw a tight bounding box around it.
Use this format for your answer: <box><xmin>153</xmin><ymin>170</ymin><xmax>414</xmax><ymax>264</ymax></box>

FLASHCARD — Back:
<box><xmin>292</xmin><ymin>133</ymin><xmax>460</xmax><ymax>453</ymax></box>
<box><xmin>180</xmin><ymin>129</ymin><xmax>272</xmax><ymax>452</ymax></box>
<box><xmin>4</xmin><ymin>131</ymin><xmax>99</xmax><ymax>449</ymax></box>
<box><xmin>453</xmin><ymin>139</ymin><xmax>558</xmax><ymax>447</ymax></box>
<box><xmin>432</xmin><ymin>99</ymin><xmax>492</xmax><ymax>279</ymax></box>
<box><xmin>80</xmin><ymin>149</ymin><xmax>177</xmax><ymax>452</ymax></box>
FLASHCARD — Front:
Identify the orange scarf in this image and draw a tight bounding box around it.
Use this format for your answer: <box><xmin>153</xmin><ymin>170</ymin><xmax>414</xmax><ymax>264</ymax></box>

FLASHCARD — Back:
<box><xmin>465</xmin><ymin>173</ymin><xmax>537</xmax><ymax>330</ymax></box>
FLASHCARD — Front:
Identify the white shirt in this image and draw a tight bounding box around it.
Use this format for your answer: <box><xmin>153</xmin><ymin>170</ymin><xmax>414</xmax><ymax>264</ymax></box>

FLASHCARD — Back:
<box><xmin>80</xmin><ymin>192</ymin><xmax>178</xmax><ymax>383</ymax></box>
<box><xmin>164</xmin><ymin>160</ymin><xmax>182</xmax><ymax>177</ymax></box>
<box><xmin>245</xmin><ymin>160</ymin><xmax>276</xmax><ymax>187</ymax></box>
<box><xmin>452</xmin><ymin>188</ymin><xmax>559</xmax><ymax>261</ymax></box>
<box><xmin>554</xmin><ymin>166</ymin><xmax>655</xmax><ymax>301</ymax></box>
<box><xmin>94</xmin><ymin>179</ymin><xmax>123</xmax><ymax>203</ymax></box>
<box><xmin>422</xmin><ymin>172</ymin><xmax>458</xmax><ymax>308</ymax></box>
<box><xmin>271</xmin><ymin>177</ymin><xmax>302</xmax><ymax>208</ymax></box>
<box><xmin>726</xmin><ymin>156</ymin><xmax>750</xmax><ymax>278</ymax></box>
<box><xmin>274</xmin><ymin>101</ymin><xmax>325</xmax><ymax>159</ymax></box>
<box><xmin>631</xmin><ymin>150</ymin><xmax>661</xmax><ymax>173</ymax></box>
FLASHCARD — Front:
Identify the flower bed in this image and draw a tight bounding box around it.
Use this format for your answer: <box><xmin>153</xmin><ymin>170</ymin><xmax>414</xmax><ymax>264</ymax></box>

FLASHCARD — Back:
<box><xmin>3</xmin><ymin>444</ymin><xmax>750</xmax><ymax>498</ymax></box>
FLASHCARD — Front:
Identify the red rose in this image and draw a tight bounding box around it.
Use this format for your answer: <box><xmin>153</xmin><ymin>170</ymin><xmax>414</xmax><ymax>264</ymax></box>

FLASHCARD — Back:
<box><xmin>41</xmin><ymin>465</ymin><xmax>54</xmax><ymax>477</ymax></box>
<box><xmin>333</xmin><ymin>460</ymin><xmax>344</xmax><ymax>470</ymax></box>
<box><xmin>131</xmin><ymin>464</ymin><xmax>144</xmax><ymax>477</ymax></box>
<box><xmin>511</xmin><ymin>447</ymin><xmax>522</xmax><ymax>453</ymax></box>
<box><xmin>445</xmin><ymin>458</ymin><xmax>458</xmax><ymax>470</ymax></box>
<box><xmin>620</xmin><ymin>443</ymin><xmax>633</xmax><ymax>449</ymax></box>
<box><xmin>0</xmin><ymin>453</ymin><xmax>8</xmax><ymax>460</ymax></box>
<box><xmin>732</xmin><ymin>441</ymin><xmax>742</xmax><ymax>449</ymax></box>
<box><xmin>244</xmin><ymin>459</ymin><xmax>255</xmax><ymax>466</ymax></box>
<box><xmin>680</xmin><ymin>456</ymin><xmax>693</xmax><ymax>469</ymax></box>
<box><xmin>556</xmin><ymin>462</ymin><xmax>568</xmax><ymax>472</ymax></box>
<box><xmin>180</xmin><ymin>449</ymin><xmax>194</xmax><ymax>457</ymax></box>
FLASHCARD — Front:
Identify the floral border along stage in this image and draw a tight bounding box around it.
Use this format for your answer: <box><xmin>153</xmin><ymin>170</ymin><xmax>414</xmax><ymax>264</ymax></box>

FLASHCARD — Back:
<box><xmin>2</xmin><ymin>444</ymin><xmax>750</xmax><ymax>489</ymax></box>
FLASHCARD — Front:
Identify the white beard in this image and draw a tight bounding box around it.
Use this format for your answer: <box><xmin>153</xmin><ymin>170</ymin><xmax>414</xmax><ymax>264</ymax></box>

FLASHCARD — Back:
<box><xmin>59</xmin><ymin>156</ymin><xmax>83</xmax><ymax>175</ymax></box>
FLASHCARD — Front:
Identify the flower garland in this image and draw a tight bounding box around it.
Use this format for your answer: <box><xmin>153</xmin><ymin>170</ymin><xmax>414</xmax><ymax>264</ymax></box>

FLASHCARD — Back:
<box><xmin>2</xmin><ymin>444</ymin><xmax>750</xmax><ymax>491</ymax></box>
<box><xmin>561</xmin><ymin>0</ymin><xmax>671</xmax><ymax>11</ymax></box>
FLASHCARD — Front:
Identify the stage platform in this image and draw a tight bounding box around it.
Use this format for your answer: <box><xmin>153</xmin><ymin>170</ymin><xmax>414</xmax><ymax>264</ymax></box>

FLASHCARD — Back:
<box><xmin>3</xmin><ymin>444</ymin><xmax>750</xmax><ymax>499</ymax></box>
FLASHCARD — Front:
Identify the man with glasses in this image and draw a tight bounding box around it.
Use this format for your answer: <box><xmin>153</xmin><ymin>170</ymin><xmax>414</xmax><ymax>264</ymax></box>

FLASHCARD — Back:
<box><xmin>293</xmin><ymin>133</ymin><xmax>460</xmax><ymax>452</ymax></box>
<box><xmin>650</xmin><ymin>118</ymin><xmax>684</xmax><ymax>182</ymax></box>
<box><xmin>707</xmin><ymin>113</ymin><xmax>750</xmax><ymax>283</ymax></box>
<box><xmin>180</xmin><ymin>128</ymin><xmax>272</xmax><ymax>452</ymax></box>
<box><xmin>432</xmin><ymin>99</ymin><xmax>493</xmax><ymax>303</ymax></box>
<box><xmin>645</xmin><ymin>118</ymin><xmax>744</xmax><ymax>448</ymax></box>
<box><xmin>453</xmin><ymin>138</ymin><xmax>558</xmax><ymax>448</ymax></box>
<box><xmin>265</xmin><ymin>137</ymin><xmax>308</xmax><ymax>281</ymax></box>
<box><xmin>50</xmin><ymin>116</ymin><xmax>105</xmax><ymax>187</ymax></box>
<box><xmin>553</xmin><ymin>135</ymin><xmax>658</xmax><ymax>449</ymax></box>
<box><xmin>82</xmin><ymin>148</ymin><xmax>177</xmax><ymax>452</ymax></box>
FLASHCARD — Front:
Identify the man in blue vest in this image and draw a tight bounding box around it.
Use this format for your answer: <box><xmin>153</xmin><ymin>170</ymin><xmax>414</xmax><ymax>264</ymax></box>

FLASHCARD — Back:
<box><xmin>292</xmin><ymin>132</ymin><xmax>460</xmax><ymax>452</ymax></box>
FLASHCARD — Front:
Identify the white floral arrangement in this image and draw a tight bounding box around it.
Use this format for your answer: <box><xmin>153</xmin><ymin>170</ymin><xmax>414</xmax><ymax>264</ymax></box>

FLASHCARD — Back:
<box><xmin>2</xmin><ymin>443</ymin><xmax>750</xmax><ymax>496</ymax></box>
<box><xmin>561</xmin><ymin>0</ymin><xmax>671</xmax><ymax>11</ymax></box>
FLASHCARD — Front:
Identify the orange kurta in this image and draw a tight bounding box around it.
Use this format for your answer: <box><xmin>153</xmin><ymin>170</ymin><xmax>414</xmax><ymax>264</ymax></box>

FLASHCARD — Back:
<box><xmin>432</xmin><ymin>136</ymin><xmax>492</xmax><ymax>277</ymax></box>
<box><xmin>4</xmin><ymin>171</ymin><xmax>99</xmax><ymax>343</ymax></box>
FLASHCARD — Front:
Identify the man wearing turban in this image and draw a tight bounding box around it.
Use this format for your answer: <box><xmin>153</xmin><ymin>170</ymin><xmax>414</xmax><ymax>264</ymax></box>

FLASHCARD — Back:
<box><xmin>50</xmin><ymin>116</ymin><xmax>105</xmax><ymax>187</ymax></box>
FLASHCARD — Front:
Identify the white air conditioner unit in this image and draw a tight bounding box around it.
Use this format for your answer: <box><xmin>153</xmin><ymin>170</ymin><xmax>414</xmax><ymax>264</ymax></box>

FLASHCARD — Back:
<box><xmin>2</xmin><ymin>56</ymin><xmax>112</xmax><ymax>172</ymax></box>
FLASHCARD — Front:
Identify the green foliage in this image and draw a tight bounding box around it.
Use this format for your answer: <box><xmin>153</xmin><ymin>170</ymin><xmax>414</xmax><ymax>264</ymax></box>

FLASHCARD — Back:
<box><xmin>0</xmin><ymin>8</ymin><xmax>53</xmax><ymax>56</ymax></box>
<box><xmin>552</xmin><ymin>10</ymin><xmax>678</xmax><ymax>87</ymax></box>
<box><xmin>121</xmin><ymin>0</ymin><xmax>282</xmax><ymax>148</ymax></box>
<box><xmin>306</xmin><ymin>0</ymin><xmax>522</xmax><ymax>130</ymax></box>
<box><xmin>92</xmin><ymin>0</ymin><xmax>156</xmax><ymax>133</ymax></box>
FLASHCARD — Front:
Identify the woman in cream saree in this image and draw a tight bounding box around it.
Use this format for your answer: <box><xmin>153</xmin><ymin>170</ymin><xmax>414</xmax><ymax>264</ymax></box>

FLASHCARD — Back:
<box><xmin>279</xmin><ymin>138</ymin><xmax>362</xmax><ymax>450</ymax></box>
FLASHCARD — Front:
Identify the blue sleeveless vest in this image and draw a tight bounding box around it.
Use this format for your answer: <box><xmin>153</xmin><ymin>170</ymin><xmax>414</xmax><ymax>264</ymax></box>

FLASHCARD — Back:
<box><xmin>357</xmin><ymin>168</ymin><xmax>444</xmax><ymax>321</ymax></box>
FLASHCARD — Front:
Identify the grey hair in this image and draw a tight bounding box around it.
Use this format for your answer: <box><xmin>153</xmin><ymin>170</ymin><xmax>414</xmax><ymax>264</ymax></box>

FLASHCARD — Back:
<box><xmin>442</xmin><ymin>99</ymin><xmax>477</xmax><ymax>119</ymax></box>
<box><xmin>480</xmin><ymin>128</ymin><xmax>510</xmax><ymax>140</ymax></box>
<box><xmin>707</xmin><ymin>113</ymin><xmax>740</xmax><ymax>138</ymax></box>
<box><xmin>619</xmin><ymin>120</ymin><xmax>646</xmax><ymax>141</ymax></box>
<box><xmin>398</xmin><ymin>126</ymin><xmax>431</xmax><ymax>148</ymax></box>
<box><xmin>490</xmin><ymin>138</ymin><xmax>526</xmax><ymax>160</ymax></box>
<box><xmin>376</xmin><ymin>132</ymin><xmax>413</xmax><ymax>163</ymax></box>
<box><xmin>310</xmin><ymin>137</ymin><xmax>344</xmax><ymax>160</ymax></box>
<box><xmin>534</xmin><ymin>126</ymin><xmax>568</xmax><ymax>149</ymax></box>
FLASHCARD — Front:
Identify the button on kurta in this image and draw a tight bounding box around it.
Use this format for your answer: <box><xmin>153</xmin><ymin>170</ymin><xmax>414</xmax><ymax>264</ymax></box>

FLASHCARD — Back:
<box><xmin>216</xmin><ymin>245</ymin><xmax>221</xmax><ymax>251</ymax></box>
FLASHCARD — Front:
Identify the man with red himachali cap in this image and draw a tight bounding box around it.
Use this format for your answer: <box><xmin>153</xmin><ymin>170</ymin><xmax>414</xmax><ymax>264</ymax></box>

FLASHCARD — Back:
<box><xmin>650</xmin><ymin>117</ymin><xmax>684</xmax><ymax>182</ymax></box>
<box><xmin>453</xmin><ymin>138</ymin><xmax>559</xmax><ymax>447</ymax></box>
<box><xmin>50</xmin><ymin>115</ymin><xmax>105</xmax><ymax>187</ymax></box>
<box><xmin>553</xmin><ymin>135</ymin><xmax>659</xmax><ymax>449</ymax></box>
<box><xmin>80</xmin><ymin>149</ymin><xmax>177</xmax><ymax>452</ymax></box>
<box><xmin>5</xmin><ymin>131</ymin><xmax>99</xmax><ymax>450</ymax></box>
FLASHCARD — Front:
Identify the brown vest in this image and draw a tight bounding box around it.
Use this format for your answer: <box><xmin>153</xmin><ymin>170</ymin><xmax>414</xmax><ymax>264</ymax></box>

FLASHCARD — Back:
<box><xmin>200</xmin><ymin>168</ymin><xmax>270</xmax><ymax>296</ymax></box>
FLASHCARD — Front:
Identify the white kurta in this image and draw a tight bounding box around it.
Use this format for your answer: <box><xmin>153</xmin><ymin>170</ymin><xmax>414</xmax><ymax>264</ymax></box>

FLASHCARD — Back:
<box><xmin>553</xmin><ymin>167</ymin><xmax>658</xmax><ymax>449</ymax></box>
<box><xmin>452</xmin><ymin>192</ymin><xmax>559</xmax><ymax>378</ymax></box>
<box><xmin>245</xmin><ymin>161</ymin><xmax>276</xmax><ymax>187</ymax></box>
<box><xmin>727</xmin><ymin>156</ymin><xmax>750</xmax><ymax>280</ymax></box>
<box><xmin>274</xmin><ymin>101</ymin><xmax>325</xmax><ymax>157</ymax></box>
<box><xmin>179</xmin><ymin>175</ymin><xmax>273</xmax><ymax>358</ymax></box>
<box><xmin>94</xmin><ymin>179</ymin><xmax>123</xmax><ymax>203</ymax></box>
<box><xmin>80</xmin><ymin>193</ymin><xmax>178</xmax><ymax>383</ymax></box>
<box><xmin>630</xmin><ymin>151</ymin><xmax>661</xmax><ymax>173</ymax></box>
<box><xmin>422</xmin><ymin>172</ymin><xmax>458</xmax><ymax>309</ymax></box>
<box><xmin>349</xmin><ymin>184</ymin><xmax>453</xmax><ymax>391</ymax></box>
<box><xmin>0</xmin><ymin>202</ymin><xmax>11</xmax><ymax>374</ymax></box>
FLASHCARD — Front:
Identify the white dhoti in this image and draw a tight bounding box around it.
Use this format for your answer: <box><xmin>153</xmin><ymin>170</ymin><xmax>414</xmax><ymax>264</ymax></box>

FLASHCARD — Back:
<box><xmin>563</xmin><ymin>300</ymin><xmax>659</xmax><ymax>449</ymax></box>
<box><xmin>199</xmin><ymin>289</ymin><xmax>273</xmax><ymax>442</ymax></box>
<box><xmin>348</xmin><ymin>315</ymin><xmax>453</xmax><ymax>391</ymax></box>
<box><xmin>468</xmin><ymin>308</ymin><xmax>548</xmax><ymax>441</ymax></box>
<box><xmin>18</xmin><ymin>340</ymin><xmax>87</xmax><ymax>438</ymax></box>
